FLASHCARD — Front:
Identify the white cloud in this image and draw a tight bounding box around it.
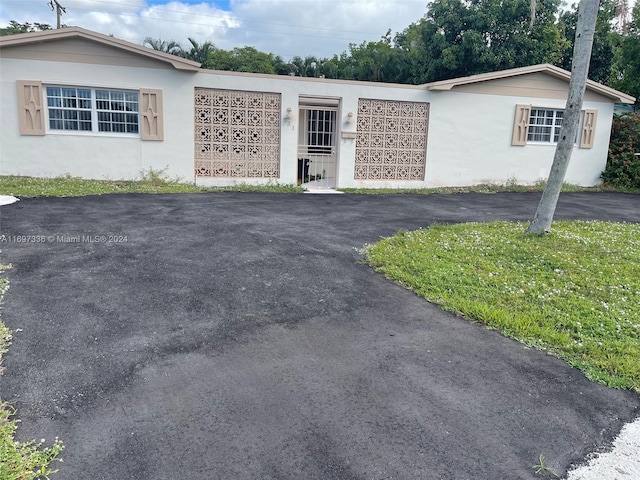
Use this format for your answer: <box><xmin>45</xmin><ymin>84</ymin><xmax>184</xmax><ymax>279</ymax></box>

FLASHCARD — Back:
<box><xmin>0</xmin><ymin>0</ymin><xmax>428</xmax><ymax>59</ymax></box>
<box><xmin>227</xmin><ymin>0</ymin><xmax>427</xmax><ymax>57</ymax></box>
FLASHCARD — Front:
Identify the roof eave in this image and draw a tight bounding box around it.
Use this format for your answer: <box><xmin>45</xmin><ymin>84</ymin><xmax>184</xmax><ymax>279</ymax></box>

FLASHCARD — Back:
<box><xmin>423</xmin><ymin>63</ymin><xmax>635</xmax><ymax>103</ymax></box>
<box><xmin>0</xmin><ymin>26</ymin><xmax>201</xmax><ymax>71</ymax></box>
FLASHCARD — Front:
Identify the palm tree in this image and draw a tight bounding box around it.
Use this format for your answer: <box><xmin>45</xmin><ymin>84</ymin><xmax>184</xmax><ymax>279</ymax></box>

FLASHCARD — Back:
<box><xmin>527</xmin><ymin>0</ymin><xmax>599</xmax><ymax>234</ymax></box>
<box><xmin>178</xmin><ymin>38</ymin><xmax>217</xmax><ymax>68</ymax></box>
<box><xmin>142</xmin><ymin>37</ymin><xmax>183</xmax><ymax>55</ymax></box>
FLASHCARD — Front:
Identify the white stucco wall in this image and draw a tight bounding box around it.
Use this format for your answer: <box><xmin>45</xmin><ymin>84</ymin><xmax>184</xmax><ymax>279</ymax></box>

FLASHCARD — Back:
<box><xmin>0</xmin><ymin>54</ymin><xmax>618</xmax><ymax>188</ymax></box>
<box><xmin>189</xmin><ymin>71</ymin><xmax>429</xmax><ymax>188</ymax></box>
<box><xmin>423</xmin><ymin>91</ymin><xmax>614</xmax><ymax>188</ymax></box>
<box><xmin>0</xmin><ymin>58</ymin><xmax>196</xmax><ymax>182</ymax></box>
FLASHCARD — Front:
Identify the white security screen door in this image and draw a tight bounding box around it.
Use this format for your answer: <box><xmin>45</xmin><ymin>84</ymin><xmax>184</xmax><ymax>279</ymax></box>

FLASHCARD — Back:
<box><xmin>297</xmin><ymin>99</ymin><xmax>339</xmax><ymax>189</ymax></box>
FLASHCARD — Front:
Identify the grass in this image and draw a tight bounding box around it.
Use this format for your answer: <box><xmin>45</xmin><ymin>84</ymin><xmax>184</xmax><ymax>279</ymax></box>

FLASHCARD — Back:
<box><xmin>340</xmin><ymin>180</ymin><xmax>639</xmax><ymax>195</ymax></box>
<box><xmin>4</xmin><ymin>174</ymin><xmax>639</xmax><ymax>199</ymax></box>
<box><xmin>533</xmin><ymin>454</ymin><xmax>559</xmax><ymax>478</ymax></box>
<box><xmin>363</xmin><ymin>220</ymin><xmax>640</xmax><ymax>391</ymax></box>
<box><xmin>0</xmin><ymin>266</ymin><xmax>64</xmax><ymax>479</ymax></box>
<box><xmin>0</xmin><ymin>172</ymin><xmax>303</xmax><ymax>198</ymax></box>
<box><xmin>0</xmin><ymin>174</ymin><xmax>639</xmax><ymax>199</ymax></box>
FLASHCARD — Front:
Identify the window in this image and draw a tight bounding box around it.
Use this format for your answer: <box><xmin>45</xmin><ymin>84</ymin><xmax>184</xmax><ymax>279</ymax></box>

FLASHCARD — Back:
<box><xmin>46</xmin><ymin>86</ymin><xmax>139</xmax><ymax>134</ymax></box>
<box><xmin>305</xmin><ymin>109</ymin><xmax>336</xmax><ymax>154</ymax></box>
<box><xmin>95</xmin><ymin>90</ymin><xmax>139</xmax><ymax>133</ymax></box>
<box><xmin>512</xmin><ymin>104</ymin><xmax>597</xmax><ymax>149</ymax></box>
<box><xmin>527</xmin><ymin>108</ymin><xmax>563</xmax><ymax>143</ymax></box>
<box><xmin>17</xmin><ymin>81</ymin><xmax>162</xmax><ymax>140</ymax></box>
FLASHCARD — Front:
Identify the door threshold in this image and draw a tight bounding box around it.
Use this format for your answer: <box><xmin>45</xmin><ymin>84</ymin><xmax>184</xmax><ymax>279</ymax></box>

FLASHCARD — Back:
<box><xmin>303</xmin><ymin>188</ymin><xmax>344</xmax><ymax>194</ymax></box>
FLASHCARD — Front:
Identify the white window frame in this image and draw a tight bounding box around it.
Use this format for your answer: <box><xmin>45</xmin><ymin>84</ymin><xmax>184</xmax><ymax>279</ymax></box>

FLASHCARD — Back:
<box><xmin>527</xmin><ymin>108</ymin><xmax>564</xmax><ymax>144</ymax></box>
<box><xmin>525</xmin><ymin>107</ymin><xmax>583</xmax><ymax>146</ymax></box>
<box><xmin>45</xmin><ymin>85</ymin><xmax>140</xmax><ymax>137</ymax></box>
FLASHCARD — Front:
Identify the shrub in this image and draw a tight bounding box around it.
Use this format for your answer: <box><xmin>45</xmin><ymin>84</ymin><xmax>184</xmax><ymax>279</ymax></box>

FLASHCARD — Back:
<box><xmin>601</xmin><ymin>112</ymin><xmax>640</xmax><ymax>188</ymax></box>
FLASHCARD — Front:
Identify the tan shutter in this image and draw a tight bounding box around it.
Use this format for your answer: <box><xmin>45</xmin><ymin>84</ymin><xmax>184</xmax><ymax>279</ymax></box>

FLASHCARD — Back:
<box><xmin>16</xmin><ymin>80</ymin><xmax>45</xmax><ymax>135</ymax></box>
<box><xmin>579</xmin><ymin>109</ymin><xmax>597</xmax><ymax>149</ymax></box>
<box><xmin>511</xmin><ymin>104</ymin><xmax>531</xmax><ymax>146</ymax></box>
<box><xmin>140</xmin><ymin>89</ymin><xmax>164</xmax><ymax>141</ymax></box>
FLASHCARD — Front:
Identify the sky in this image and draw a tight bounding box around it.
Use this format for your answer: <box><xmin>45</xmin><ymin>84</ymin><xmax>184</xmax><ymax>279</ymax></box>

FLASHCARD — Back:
<box><xmin>0</xmin><ymin>0</ymin><xmax>431</xmax><ymax>60</ymax></box>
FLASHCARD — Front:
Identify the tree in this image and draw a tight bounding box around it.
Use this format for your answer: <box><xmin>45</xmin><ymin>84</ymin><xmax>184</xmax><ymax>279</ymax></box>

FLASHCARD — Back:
<box><xmin>342</xmin><ymin>39</ymin><xmax>402</xmax><ymax>82</ymax></box>
<box><xmin>142</xmin><ymin>37</ymin><xmax>183</xmax><ymax>56</ymax></box>
<box><xmin>600</xmin><ymin>112</ymin><xmax>640</xmax><ymax>187</ymax></box>
<box><xmin>0</xmin><ymin>21</ymin><xmax>52</xmax><ymax>36</ymax></box>
<box><xmin>396</xmin><ymin>0</ymin><xmax>567</xmax><ymax>84</ymax></box>
<box><xmin>611</xmin><ymin>3</ymin><xmax>640</xmax><ymax>110</ymax></box>
<box><xmin>270</xmin><ymin>55</ymin><xmax>291</xmax><ymax>75</ymax></box>
<box><xmin>209</xmin><ymin>46</ymin><xmax>279</xmax><ymax>74</ymax></box>
<box><xmin>178</xmin><ymin>38</ymin><xmax>217</xmax><ymax>68</ymax></box>
<box><xmin>527</xmin><ymin>0</ymin><xmax>599</xmax><ymax>234</ymax></box>
<box><xmin>558</xmin><ymin>0</ymin><xmax>622</xmax><ymax>84</ymax></box>
<box><xmin>288</xmin><ymin>55</ymin><xmax>321</xmax><ymax>77</ymax></box>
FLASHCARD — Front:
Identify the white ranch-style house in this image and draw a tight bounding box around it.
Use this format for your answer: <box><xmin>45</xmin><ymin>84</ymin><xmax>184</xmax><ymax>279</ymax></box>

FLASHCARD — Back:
<box><xmin>0</xmin><ymin>27</ymin><xmax>635</xmax><ymax>190</ymax></box>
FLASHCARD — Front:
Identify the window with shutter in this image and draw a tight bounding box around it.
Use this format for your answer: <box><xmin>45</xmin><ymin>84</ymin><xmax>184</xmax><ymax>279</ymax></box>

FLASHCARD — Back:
<box><xmin>17</xmin><ymin>80</ymin><xmax>45</xmax><ymax>136</ymax></box>
<box><xmin>579</xmin><ymin>109</ymin><xmax>597</xmax><ymax>149</ymax></box>
<box><xmin>511</xmin><ymin>104</ymin><xmax>531</xmax><ymax>146</ymax></box>
<box><xmin>140</xmin><ymin>89</ymin><xmax>164</xmax><ymax>141</ymax></box>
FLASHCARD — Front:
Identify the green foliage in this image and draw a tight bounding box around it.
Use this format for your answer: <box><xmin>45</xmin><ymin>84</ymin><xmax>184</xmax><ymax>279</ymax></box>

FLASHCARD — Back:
<box><xmin>396</xmin><ymin>0</ymin><xmax>567</xmax><ymax>83</ymax></box>
<box><xmin>215</xmin><ymin>182</ymin><xmax>304</xmax><ymax>193</ymax></box>
<box><xmin>339</xmin><ymin>181</ymin><xmax>601</xmax><ymax>195</ymax></box>
<box><xmin>611</xmin><ymin>3</ymin><xmax>640</xmax><ymax>110</ymax></box>
<box><xmin>209</xmin><ymin>47</ymin><xmax>281</xmax><ymax>74</ymax></box>
<box><xmin>558</xmin><ymin>0</ymin><xmax>622</xmax><ymax>84</ymax></box>
<box><xmin>141</xmin><ymin>36</ymin><xmax>291</xmax><ymax>74</ymax></box>
<box><xmin>0</xmin><ymin>402</ymin><xmax>65</xmax><ymax>480</ymax></box>
<box><xmin>364</xmin><ymin>221</ymin><xmax>640</xmax><ymax>391</ymax></box>
<box><xmin>0</xmin><ymin>279</ymin><xmax>9</xmax><ymax>377</ymax></box>
<box><xmin>178</xmin><ymin>38</ymin><xmax>217</xmax><ymax>68</ymax></box>
<box><xmin>601</xmin><ymin>113</ymin><xmax>640</xmax><ymax>188</ymax></box>
<box><xmin>142</xmin><ymin>37</ymin><xmax>183</xmax><ymax>55</ymax></box>
<box><xmin>0</xmin><ymin>21</ymin><xmax>52</xmax><ymax>36</ymax></box>
<box><xmin>288</xmin><ymin>55</ymin><xmax>321</xmax><ymax>77</ymax></box>
<box><xmin>0</xmin><ymin>171</ymin><xmax>201</xmax><ymax>197</ymax></box>
<box><xmin>533</xmin><ymin>454</ymin><xmax>559</xmax><ymax>478</ymax></box>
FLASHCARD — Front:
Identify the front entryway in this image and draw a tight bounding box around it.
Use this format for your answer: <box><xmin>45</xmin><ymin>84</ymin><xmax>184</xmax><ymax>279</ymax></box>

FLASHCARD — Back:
<box><xmin>297</xmin><ymin>97</ymin><xmax>339</xmax><ymax>189</ymax></box>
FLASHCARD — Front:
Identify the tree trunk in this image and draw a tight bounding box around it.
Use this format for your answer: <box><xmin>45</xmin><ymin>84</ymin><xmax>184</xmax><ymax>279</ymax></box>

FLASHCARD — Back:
<box><xmin>526</xmin><ymin>0</ymin><xmax>599</xmax><ymax>234</ymax></box>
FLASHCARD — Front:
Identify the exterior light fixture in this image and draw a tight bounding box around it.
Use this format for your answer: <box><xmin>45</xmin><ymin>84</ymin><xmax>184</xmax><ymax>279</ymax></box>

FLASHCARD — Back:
<box><xmin>346</xmin><ymin>112</ymin><xmax>354</xmax><ymax>124</ymax></box>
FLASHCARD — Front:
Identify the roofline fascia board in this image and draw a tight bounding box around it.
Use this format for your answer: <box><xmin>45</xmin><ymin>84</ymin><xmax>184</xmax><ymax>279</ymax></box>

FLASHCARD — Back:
<box><xmin>0</xmin><ymin>27</ymin><xmax>201</xmax><ymax>71</ymax></box>
<box><xmin>423</xmin><ymin>63</ymin><xmax>635</xmax><ymax>104</ymax></box>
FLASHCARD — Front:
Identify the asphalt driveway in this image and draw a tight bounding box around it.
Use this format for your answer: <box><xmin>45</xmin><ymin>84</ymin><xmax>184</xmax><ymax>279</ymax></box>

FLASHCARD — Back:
<box><xmin>1</xmin><ymin>192</ymin><xmax>639</xmax><ymax>480</ymax></box>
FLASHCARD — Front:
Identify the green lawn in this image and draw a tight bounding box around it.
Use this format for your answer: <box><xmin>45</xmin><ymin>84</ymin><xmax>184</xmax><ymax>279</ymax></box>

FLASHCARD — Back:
<box><xmin>0</xmin><ymin>174</ymin><xmax>303</xmax><ymax>197</ymax></box>
<box><xmin>364</xmin><ymin>221</ymin><xmax>640</xmax><ymax>391</ymax></box>
<box><xmin>4</xmin><ymin>174</ymin><xmax>639</xmax><ymax>199</ymax></box>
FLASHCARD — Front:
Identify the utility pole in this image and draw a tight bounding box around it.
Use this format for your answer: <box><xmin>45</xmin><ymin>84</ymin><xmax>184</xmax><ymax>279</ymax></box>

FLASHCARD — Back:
<box><xmin>48</xmin><ymin>0</ymin><xmax>66</xmax><ymax>29</ymax></box>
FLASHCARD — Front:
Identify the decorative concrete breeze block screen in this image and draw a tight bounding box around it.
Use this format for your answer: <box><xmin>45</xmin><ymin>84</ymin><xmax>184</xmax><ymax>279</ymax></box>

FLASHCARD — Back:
<box><xmin>355</xmin><ymin>99</ymin><xmax>429</xmax><ymax>180</ymax></box>
<box><xmin>194</xmin><ymin>88</ymin><xmax>281</xmax><ymax>178</ymax></box>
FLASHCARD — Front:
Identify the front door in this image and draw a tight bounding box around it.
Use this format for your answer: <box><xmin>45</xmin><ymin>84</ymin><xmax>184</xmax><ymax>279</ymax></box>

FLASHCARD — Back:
<box><xmin>297</xmin><ymin>101</ymin><xmax>338</xmax><ymax>189</ymax></box>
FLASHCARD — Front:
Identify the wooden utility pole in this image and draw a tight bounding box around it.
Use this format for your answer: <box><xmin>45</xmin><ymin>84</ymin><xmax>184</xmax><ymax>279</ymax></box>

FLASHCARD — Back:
<box><xmin>526</xmin><ymin>0</ymin><xmax>599</xmax><ymax>234</ymax></box>
<box><xmin>48</xmin><ymin>0</ymin><xmax>66</xmax><ymax>29</ymax></box>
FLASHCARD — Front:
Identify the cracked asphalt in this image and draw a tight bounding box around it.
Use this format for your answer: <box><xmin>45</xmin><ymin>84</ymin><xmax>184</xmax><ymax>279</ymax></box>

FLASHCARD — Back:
<box><xmin>0</xmin><ymin>191</ymin><xmax>639</xmax><ymax>479</ymax></box>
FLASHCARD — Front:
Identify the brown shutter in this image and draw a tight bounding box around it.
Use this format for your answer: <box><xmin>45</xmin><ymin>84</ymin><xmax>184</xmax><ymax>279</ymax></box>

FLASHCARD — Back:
<box><xmin>16</xmin><ymin>80</ymin><xmax>45</xmax><ymax>136</ymax></box>
<box><xmin>579</xmin><ymin>109</ymin><xmax>597</xmax><ymax>149</ymax></box>
<box><xmin>140</xmin><ymin>89</ymin><xmax>164</xmax><ymax>141</ymax></box>
<box><xmin>511</xmin><ymin>104</ymin><xmax>531</xmax><ymax>146</ymax></box>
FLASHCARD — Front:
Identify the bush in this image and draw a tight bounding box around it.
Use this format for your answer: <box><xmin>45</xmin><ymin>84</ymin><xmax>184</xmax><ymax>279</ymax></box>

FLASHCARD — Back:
<box><xmin>601</xmin><ymin>112</ymin><xmax>640</xmax><ymax>188</ymax></box>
